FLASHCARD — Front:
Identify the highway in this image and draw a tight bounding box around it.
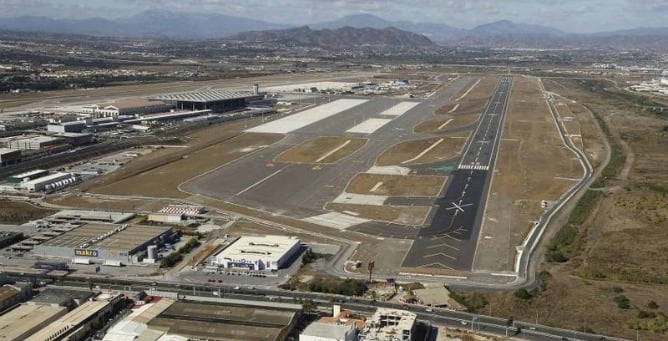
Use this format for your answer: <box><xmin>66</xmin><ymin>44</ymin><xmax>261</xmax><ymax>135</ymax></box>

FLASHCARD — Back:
<box><xmin>402</xmin><ymin>76</ymin><xmax>513</xmax><ymax>271</ymax></box>
<box><xmin>8</xmin><ymin>273</ymin><xmax>627</xmax><ymax>341</ymax></box>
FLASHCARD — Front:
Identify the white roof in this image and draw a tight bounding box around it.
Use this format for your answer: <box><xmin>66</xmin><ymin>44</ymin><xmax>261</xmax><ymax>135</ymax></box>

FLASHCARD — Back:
<box><xmin>151</xmin><ymin>89</ymin><xmax>257</xmax><ymax>102</ymax></box>
<box><xmin>215</xmin><ymin>235</ymin><xmax>300</xmax><ymax>263</ymax></box>
<box><xmin>20</xmin><ymin>172</ymin><xmax>72</xmax><ymax>187</ymax></box>
<box><xmin>301</xmin><ymin>322</ymin><xmax>352</xmax><ymax>339</ymax></box>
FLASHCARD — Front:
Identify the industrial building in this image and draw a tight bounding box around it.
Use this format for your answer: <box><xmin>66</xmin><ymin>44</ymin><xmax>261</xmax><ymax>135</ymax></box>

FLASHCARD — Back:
<box><xmin>18</xmin><ymin>171</ymin><xmax>76</xmax><ymax>192</ymax></box>
<box><xmin>47</xmin><ymin>120</ymin><xmax>86</xmax><ymax>133</ymax></box>
<box><xmin>6</xmin><ymin>169</ymin><xmax>49</xmax><ymax>183</ymax></box>
<box><xmin>54</xmin><ymin>132</ymin><xmax>93</xmax><ymax>146</ymax></box>
<box><xmin>32</xmin><ymin>223</ymin><xmax>174</xmax><ymax>265</ymax></box>
<box><xmin>3</xmin><ymin>135</ymin><xmax>66</xmax><ymax>150</ymax></box>
<box><xmin>0</xmin><ymin>231</ymin><xmax>24</xmax><ymax>249</ymax></box>
<box><xmin>25</xmin><ymin>293</ymin><xmax>123</xmax><ymax>341</ymax></box>
<box><xmin>104</xmin><ymin>298</ymin><xmax>301</xmax><ymax>341</ymax></box>
<box><xmin>211</xmin><ymin>235</ymin><xmax>301</xmax><ymax>271</ymax></box>
<box><xmin>358</xmin><ymin>308</ymin><xmax>416</xmax><ymax>341</ymax></box>
<box><xmin>82</xmin><ymin>99</ymin><xmax>172</xmax><ymax>118</ymax></box>
<box><xmin>0</xmin><ymin>148</ymin><xmax>20</xmax><ymax>166</ymax></box>
<box><xmin>0</xmin><ymin>284</ymin><xmax>32</xmax><ymax>312</ymax></box>
<box><xmin>0</xmin><ymin>304</ymin><xmax>68</xmax><ymax>340</ymax></box>
<box><xmin>150</xmin><ymin>88</ymin><xmax>264</xmax><ymax>113</ymax></box>
<box><xmin>300</xmin><ymin>322</ymin><xmax>358</xmax><ymax>341</ymax></box>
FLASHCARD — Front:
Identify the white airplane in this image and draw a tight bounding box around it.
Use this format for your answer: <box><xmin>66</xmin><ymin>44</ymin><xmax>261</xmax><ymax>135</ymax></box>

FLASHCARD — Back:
<box><xmin>446</xmin><ymin>202</ymin><xmax>473</xmax><ymax>213</ymax></box>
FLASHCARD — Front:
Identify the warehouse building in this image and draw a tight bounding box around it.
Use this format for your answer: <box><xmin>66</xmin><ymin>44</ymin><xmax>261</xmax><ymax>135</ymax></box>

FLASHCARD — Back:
<box><xmin>211</xmin><ymin>235</ymin><xmax>301</xmax><ymax>271</ymax></box>
<box><xmin>0</xmin><ymin>304</ymin><xmax>68</xmax><ymax>341</ymax></box>
<box><xmin>6</xmin><ymin>169</ymin><xmax>49</xmax><ymax>183</ymax></box>
<box><xmin>150</xmin><ymin>88</ymin><xmax>264</xmax><ymax>113</ymax></box>
<box><xmin>0</xmin><ymin>148</ymin><xmax>20</xmax><ymax>166</ymax></box>
<box><xmin>32</xmin><ymin>223</ymin><xmax>174</xmax><ymax>265</ymax></box>
<box><xmin>47</xmin><ymin>120</ymin><xmax>86</xmax><ymax>133</ymax></box>
<box><xmin>18</xmin><ymin>171</ymin><xmax>76</xmax><ymax>192</ymax></box>
<box><xmin>0</xmin><ymin>284</ymin><xmax>32</xmax><ymax>312</ymax></box>
<box><xmin>25</xmin><ymin>293</ymin><xmax>123</xmax><ymax>341</ymax></box>
<box><xmin>4</xmin><ymin>135</ymin><xmax>66</xmax><ymax>150</ymax></box>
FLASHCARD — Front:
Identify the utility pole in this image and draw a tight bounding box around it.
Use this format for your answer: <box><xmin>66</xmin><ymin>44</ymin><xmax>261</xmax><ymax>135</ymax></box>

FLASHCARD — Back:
<box><xmin>367</xmin><ymin>260</ymin><xmax>375</xmax><ymax>282</ymax></box>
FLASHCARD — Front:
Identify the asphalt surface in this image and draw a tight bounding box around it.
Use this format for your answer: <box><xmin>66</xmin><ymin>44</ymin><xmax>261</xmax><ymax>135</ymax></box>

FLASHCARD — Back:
<box><xmin>182</xmin><ymin>77</ymin><xmax>473</xmax><ymax>218</ymax></box>
<box><xmin>398</xmin><ymin>77</ymin><xmax>513</xmax><ymax>271</ymax></box>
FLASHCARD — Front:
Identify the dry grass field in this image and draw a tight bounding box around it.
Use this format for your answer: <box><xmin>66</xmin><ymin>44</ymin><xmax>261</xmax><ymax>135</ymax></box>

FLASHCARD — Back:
<box><xmin>376</xmin><ymin>136</ymin><xmax>467</xmax><ymax>166</ymax></box>
<box><xmin>274</xmin><ymin>136</ymin><xmax>367</xmax><ymax>164</ymax></box>
<box><xmin>325</xmin><ymin>203</ymin><xmax>430</xmax><ymax>225</ymax></box>
<box><xmin>474</xmin><ymin>76</ymin><xmax>668</xmax><ymax>340</ymax></box>
<box><xmin>46</xmin><ymin>194</ymin><xmax>175</xmax><ymax>212</ymax></box>
<box><xmin>413</xmin><ymin>114</ymin><xmax>481</xmax><ymax>133</ymax></box>
<box><xmin>345</xmin><ymin>173</ymin><xmax>446</xmax><ymax>197</ymax></box>
<box><xmin>85</xmin><ymin>131</ymin><xmax>282</xmax><ymax>198</ymax></box>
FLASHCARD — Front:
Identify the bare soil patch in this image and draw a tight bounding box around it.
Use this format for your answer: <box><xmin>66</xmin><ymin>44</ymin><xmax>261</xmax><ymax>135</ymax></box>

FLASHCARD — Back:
<box><xmin>325</xmin><ymin>203</ymin><xmax>430</xmax><ymax>226</ymax></box>
<box><xmin>376</xmin><ymin>137</ymin><xmax>467</xmax><ymax>166</ymax></box>
<box><xmin>0</xmin><ymin>200</ymin><xmax>56</xmax><ymax>224</ymax></box>
<box><xmin>274</xmin><ymin>136</ymin><xmax>366</xmax><ymax>164</ymax></box>
<box><xmin>345</xmin><ymin>173</ymin><xmax>446</xmax><ymax>197</ymax></box>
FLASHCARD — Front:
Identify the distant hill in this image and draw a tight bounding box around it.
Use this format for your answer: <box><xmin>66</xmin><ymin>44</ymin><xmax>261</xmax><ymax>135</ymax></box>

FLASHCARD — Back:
<box><xmin>469</xmin><ymin>20</ymin><xmax>565</xmax><ymax>36</ymax></box>
<box><xmin>0</xmin><ymin>10</ymin><xmax>289</xmax><ymax>38</ymax></box>
<box><xmin>227</xmin><ymin>26</ymin><xmax>435</xmax><ymax>49</ymax></box>
<box><xmin>310</xmin><ymin>14</ymin><xmax>466</xmax><ymax>41</ymax></box>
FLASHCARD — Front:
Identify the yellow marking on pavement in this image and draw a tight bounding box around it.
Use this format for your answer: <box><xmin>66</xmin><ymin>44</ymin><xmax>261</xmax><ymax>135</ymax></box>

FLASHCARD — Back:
<box><xmin>424</xmin><ymin>252</ymin><xmax>455</xmax><ymax>259</ymax></box>
<box><xmin>417</xmin><ymin>262</ymin><xmax>455</xmax><ymax>270</ymax></box>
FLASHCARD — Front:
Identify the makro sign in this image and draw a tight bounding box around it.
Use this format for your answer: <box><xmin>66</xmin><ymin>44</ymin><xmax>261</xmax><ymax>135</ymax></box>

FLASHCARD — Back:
<box><xmin>74</xmin><ymin>249</ymin><xmax>99</xmax><ymax>257</ymax></box>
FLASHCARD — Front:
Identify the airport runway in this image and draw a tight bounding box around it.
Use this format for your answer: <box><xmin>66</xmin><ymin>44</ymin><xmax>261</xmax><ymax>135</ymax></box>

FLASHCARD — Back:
<box><xmin>397</xmin><ymin>76</ymin><xmax>513</xmax><ymax>271</ymax></box>
<box><xmin>181</xmin><ymin>76</ymin><xmax>474</xmax><ymax>218</ymax></box>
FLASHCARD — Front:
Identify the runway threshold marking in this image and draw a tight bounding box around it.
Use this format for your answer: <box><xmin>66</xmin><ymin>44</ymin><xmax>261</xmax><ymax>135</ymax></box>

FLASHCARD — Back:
<box><xmin>401</xmin><ymin>138</ymin><xmax>444</xmax><ymax>164</ymax></box>
<box><xmin>236</xmin><ymin>168</ymin><xmax>284</xmax><ymax>195</ymax></box>
<box><xmin>315</xmin><ymin>139</ymin><xmax>351</xmax><ymax>163</ymax></box>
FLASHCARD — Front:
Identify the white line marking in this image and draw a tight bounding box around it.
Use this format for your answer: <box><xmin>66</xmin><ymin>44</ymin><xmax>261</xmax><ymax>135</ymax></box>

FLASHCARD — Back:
<box><xmin>346</xmin><ymin>118</ymin><xmax>393</xmax><ymax>134</ymax></box>
<box><xmin>369</xmin><ymin>181</ymin><xmax>384</xmax><ymax>192</ymax></box>
<box><xmin>437</xmin><ymin>119</ymin><xmax>454</xmax><ymax>130</ymax></box>
<box><xmin>455</xmin><ymin>79</ymin><xmax>481</xmax><ymax>102</ymax></box>
<box><xmin>315</xmin><ymin>139</ymin><xmax>351</xmax><ymax>162</ymax></box>
<box><xmin>236</xmin><ymin>169</ymin><xmax>284</xmax><ymax>195</ymax></box>
<box><xmin>401</xmin><ymin>138</ymin><xmax>444</xmax><ymax>164</ymax></box>
<box><xmin>448</xmin><ymin>103</ymin><xmax>460</xmax><ymax>113</ymax></box>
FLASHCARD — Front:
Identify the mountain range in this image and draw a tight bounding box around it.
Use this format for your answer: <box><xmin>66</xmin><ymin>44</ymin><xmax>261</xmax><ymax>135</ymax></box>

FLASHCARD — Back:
<box><xmin>0</xmin><ymin>10</ymin><xmax>667</xmax><ymax>45</ymax></box>
<box><xmin>228</xmin><ymin>26</ymin><xmax>434</xmax><ymax>49</ymax></box>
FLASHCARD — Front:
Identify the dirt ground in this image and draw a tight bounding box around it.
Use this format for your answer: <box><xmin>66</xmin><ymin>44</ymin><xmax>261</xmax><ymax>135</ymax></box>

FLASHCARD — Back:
<box><xmin>85</xmin><ymin>132</ymin><xmax>282</xmax><ymax>198</ymax></box>
<box><xmin>479</xmin><ymin>76</ymin><xmax>668</xmax><ymax>341</ymax></box>
<box><xmin>274</xmin><ymin>136</ymin><xmax>367</xmax><ymax>164</ymax></box>
<box><xmin>0</xmin><ymin>200</ymin><xmax>56</xmax><ymax>224</ymax></box>
<box><xmin>414</xmin><ymin>113</ymin><xmax>481</xmax><ymax>133</ymax></box>
<box><xmin>345</xmin><ymin>173</ymin><xmax>446</xmax><ymax>197</ymax></box>
<box><xmin>376</xmin><ymin>137</ymin><xmax>467</xmax><ymax>166</ymax></box>
<box><xmin>325</xmin><ymin>203</ymin><xmax>431</xmax><ymax>226</ymax></box>
<box><xmin>475</xmin><ymin>76</ymin><xmax>584</xmax><ymax>272</ymax></box>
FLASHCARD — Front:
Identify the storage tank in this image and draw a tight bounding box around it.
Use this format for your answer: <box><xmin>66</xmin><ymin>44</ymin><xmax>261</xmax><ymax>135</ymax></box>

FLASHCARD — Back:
<box><xmin>147</xmin><ymin>245</ymin><xmax>158</xmax><ymax>260</ymax></box>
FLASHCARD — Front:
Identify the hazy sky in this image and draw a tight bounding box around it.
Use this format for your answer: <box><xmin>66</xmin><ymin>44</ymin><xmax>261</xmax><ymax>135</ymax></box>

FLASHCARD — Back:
<box><xmin>0</xmin><ymin>0</ymin><xmax>666</xmax><ymax>32</ymax></box>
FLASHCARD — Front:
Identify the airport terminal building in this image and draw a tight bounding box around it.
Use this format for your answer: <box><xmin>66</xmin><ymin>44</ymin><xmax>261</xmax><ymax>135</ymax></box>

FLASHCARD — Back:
<box><xmin>211</xmin><ymin>235</ymin><xmax>301</xmax><ymax>271</ymax></box>
<box><xmin>150</xmin><ymin>89</ymin><xmax>264</xmax><ymax>113</ymax></box>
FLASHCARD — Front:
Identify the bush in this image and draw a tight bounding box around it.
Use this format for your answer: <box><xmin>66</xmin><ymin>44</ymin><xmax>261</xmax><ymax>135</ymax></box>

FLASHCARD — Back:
<box><xmin>647</xmin><ymin>301</ymin><xmax>660</xmax><ymax>309</ymax></box>
<box><xmin>545</xmin><ymin>249</ymin><xmax>568</xmax><ymax>263</ymax></box>
<box><xmin>514</xmin><ymin>288</ymin><xmax>533</xmax><ymax>300</ymax></box>
<box><xmin>612</xmin><ymin>286</ymin><xmax>624</xmax><ymax>293</ymax></box>
<box><xmin>614</xmin><ymin>295</ymin><xmax>631</xmax><ymax>309</ymax></box>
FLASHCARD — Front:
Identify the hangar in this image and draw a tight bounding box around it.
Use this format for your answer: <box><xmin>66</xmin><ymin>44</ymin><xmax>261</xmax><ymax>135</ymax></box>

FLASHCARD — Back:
<box><xmin>211</xmin><ymin>235</ymin><xmax>301</xmax><ymax>271</ymax></box>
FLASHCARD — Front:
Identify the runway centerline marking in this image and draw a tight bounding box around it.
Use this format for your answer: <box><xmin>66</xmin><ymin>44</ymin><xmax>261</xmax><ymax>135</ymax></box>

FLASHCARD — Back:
<box><xmin>236</xmin><ymin>168</ymin><xmax>285</xmax><ymax>195</ymax></box>
<box><xmin>437</xmin><ymin>118</ymin><xmax>454</xmax><ymax>130</ymax></box>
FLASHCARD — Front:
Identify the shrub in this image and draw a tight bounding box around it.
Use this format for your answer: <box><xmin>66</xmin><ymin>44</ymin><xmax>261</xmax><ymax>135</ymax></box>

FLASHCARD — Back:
<box><xmin>514</xmin><ymin>288</ymin><xmax>533</xmax><ymax>300</ymax></box>
<box><xmin>614</xmin><ymin>295</ymin><xmax>631</xmax><ymax>309</ymax></box>
<box><xmin>647</xmin><ymin>301</ymin><xmax>660</xmax><ymax>309</ymax></box>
